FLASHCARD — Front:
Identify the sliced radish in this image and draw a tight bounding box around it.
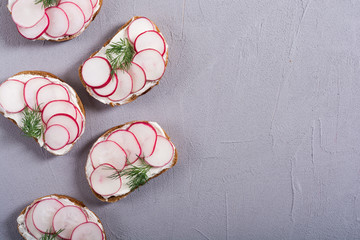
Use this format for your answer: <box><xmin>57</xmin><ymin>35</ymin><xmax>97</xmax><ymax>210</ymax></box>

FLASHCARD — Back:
<box><xmin>42</xmin><ymin>100</ymin><xmax>77</xmax><ymax>124</ymax></box>
<box><xmin>17</xmin><ymin>14</ymin><xmax>49</xmax><ymax>40</ymax></box>
<box><xmin>145</xmin><ymin>136</ymin><xmax>174</xmax><ymax>167</ymax></box>
<box><xmin>90</xmin><ymin>0</ymin><xmax>98</xmax><ymax>8</ymax></box>
<box><xmin>75</xmin><ymin>108</ymin><xmax>84</xmax><ymax>136</ymax></box>
<box><xmin>11</xmin><ymin>0</ymin><xmax>45</xmax><ymax>28</ymax></box>
<box><xmin>32</xmin><ymin>199</ymin><xmax>64</xmax><ymax>233</ymax></box>
<box><xmin>25</xmin><ymin>203</ymin><xmax>42</xmax><ymax>239</ymax></box>
<box><xmin>132</xmin><ymin>49</ymin><xmax>165</xmax><ymax>81</ymax></box>
<box><xmin>0</xmin><ymin>79</ymin><xmax>25</xmax><ymax>113</ymax></box>
<box><xmin>61</xmin><ymin>0</ymin><xmax>93</xmax><ymax>22</ymax></box>
<box><xmin>53</xmin><ymin>206</ymin><xmax>87</xmax><ymax>240</ymax></box>
<box><xmin>128</xmin><ymin>62</ymin><xmax>146</xmax><ymax>93</ymax></box>
<box><xmin>58</xmin><ymin>2</ymin><xmax>85</xmax><ymax>35</ymax></box>
<box><xmin>127</xmin><ymin>17</ymin><xmax>155</xmax><ymax>43</ymax></box>
<box><xmin>107</xmin><ymin>70</ymin><xmax>132</xmax><ymax>101</ymax></box>
<box><xmin>107</xmin><ymin>130</ymin><xmax>141</xmax><ymax>165</ymax></box>
<box><xmin>44</xmin><ymin>124</ymin><xmax>70</xmax><ymax>150</ymax></box>
<box><xmin>24</xmin><ymin>77</ymin><xmax>51</xmax><ymax>110</ymax></box>
<box><xmin>127</xmin><ymin>122</ymin><xmax>157</xmax><ymax>157</ymax></box>
<box><xmin>91</xmin><ymin>140</ymin><xmax>127</xmax><ymax>170</ymax></box>
<box><xmin>134</xmin><ymin>30</ymin><xmax>166</xmax><ymax>56</ymax></box>
<box><xmin>45</xmin><ymin>7</ymin><xmax>69</xmax><ymax>38</ymax></box>
<box><xmin>92</xmin><ymin>74</ymin><xmax>118</xmax><ymax>97</ymax></box>
<box><xmin>82</xmin><ymin>57</ymin><xmax>111</xmax><ymax>88</ymax></box>
<box><xmin>90</xmin><ymin>164</ymin><xmax>122</xmax><ymax>196</ymax></box>
<box><xmin>47</xmin><ymin>114</ymin><xmax>79</xmax><ymax>144</ymax></box>
<box><xmin>36</xmin><ymin>83</ymin><xmax>70</xmax><ymax>110</ymax></box>
<box><xmin>71</xmin><ymin>222</ymin><xmax>103</xmax><ymax>240</ymax></box>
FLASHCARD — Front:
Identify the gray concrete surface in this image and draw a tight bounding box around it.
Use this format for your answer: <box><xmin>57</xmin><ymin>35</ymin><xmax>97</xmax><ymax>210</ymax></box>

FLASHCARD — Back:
<box><xmin>1</xmin><ymin>0</ymin><xmax>360</xmax><ymax>239</ymax></box>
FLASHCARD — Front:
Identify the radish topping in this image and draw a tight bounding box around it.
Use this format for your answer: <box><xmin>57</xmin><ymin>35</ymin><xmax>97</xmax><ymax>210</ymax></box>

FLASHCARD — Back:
<box><xmin>11</xmin><ymin>0</ymin><xmax>45</xmax><ymax>28</ymax></box>
<box><xmin>90</xmin><ymin>0</ymin><xmax>99</xmax><ymax>8</ymax></box>
<box><xmin>134</xmin><ymin>30</ymin><xmax>166</xmax><ymax>56</ymax></box>
<box><xmin>0</xmin><ymin>79</ymin><xmax>25</xmax><ymax>113</ymax></box>
<box><xmin>53</xmin><ymin>206</ymin><xmax>87</xmax><ymax>239</ymax></box>
<box><xmin>90</xmin><ymin>164</ymin><xmax>122</xmax><ymax>196</ymax></box>
<box><xmin>107</xmin><ymin>70</ymin><xmax>132</xmax><ymax>101</ymax></box>
<box><xmin>61</xmin><ymin>0</ymin><xmax>93</xmax><ymax>22</ymax></box>
<box><xmin>127</xmin><ymin>122</ymin><xmax>157</xmax><ymax>157</ymax></box>
<box><xmin>17</xmin><ymin>14</ymin><xmax>49</xmax><ymax>40</ymax></box>
<box><xmin>32</xmin><ymin>199</ymin><xmax>64</xmax><ymax>233</ymax></box>
<box><xmin>128</xmin><ymin>62</ymin><xmax>146</xmax><ymax>93</ymax></box>
<box><xmin>47</xmin><ymin>114</ymin><xmax>79</xmax><ymax>144</ymax></box>
<box><xmin>132</xmin><ymin>49</ymin><xmax>165</xmax><ymax>81</ymax></box>
<box><xmin>145</xmin><ymin>136</ymin><xmax>174</xmax><ymax>167</ymax></box>
<box><xmin>36</xmin><ymin>83</ymin><xmax>70</xmax><ymax>110</ymax></box>
<box><xmin>25</xmin><ymin>204</ymin><xmax>42</xmax><ymax>239</ymax></box>
<box><xmin>45</xmin><ymin>7</ymin><xmax>70</xmax><ymax>38</ymax></box>
<box><xmin>44</xmin><ymin>124</ymin><xmax>70</xmax><ymax>150</ymax></box>
<box><xmin>58</xmin><ymin>2</ymin><xmax>85</xmax><ymax>36</ymax></box>
<box><xmin>42</xmin><ymin>100</ymin><xmax>77</xmax><ymax>124</ymax></box>
<box><xmin>92</xmin><ymin>74</ymin><xmax>118</xmax><ymax>97</ymax></box>
<box><xmin>107</xmin><ymin>130</ymin><xmax>141</xmax><ymax>165</ymax></box>
<box><xmin>24</xmin><ymin>77</ymin><xmax>51</xmax><ymax>110</ymax></box>
<box><xmin>71</xmin><ymin>222</ymin><xmax>103</xmax><ymax>240</ymax></box>
<box><xmin>127</xmin><ymin>17</ymin><xmax>155</xmax><ymax>43</ymax></box>
<box><xmin>82</xmin><ymin>57</ymin><xmax>111</xmax><ymax>88</ymax></box>
<box><xmin>90</xmin><ymin>140</ymin><xmax>127</xmax><ymax>170</ymax></box>
<box><xmin>75</xmin><ymin>108</ymin><xmax>84</xmax><ymax>136</ymax></box>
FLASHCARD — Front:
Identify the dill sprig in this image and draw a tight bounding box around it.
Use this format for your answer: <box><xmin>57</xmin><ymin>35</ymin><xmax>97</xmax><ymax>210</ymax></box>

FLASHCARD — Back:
<box><xmin>21</xmin><ymin>107</ymin><xmax>44</xmax><ymax>139</ymax></box>
<box><xmin>35</xmin><ymin>0</ymin><xmax>59</xmax><ymax>8</ymax></box>
<box><xmin>105</xmin><ymin>38</ymin><xmax>135</xmax><ymax>75</ymax></box>
<box><xmin>40</xmin><ymin>229</ymin><xmax>64</xmax><ymax>240</ymax></box>
<box><xmin>106</xmin><ymin>156</ymin><xmax>151</xmax><ymax>190</ymax></box>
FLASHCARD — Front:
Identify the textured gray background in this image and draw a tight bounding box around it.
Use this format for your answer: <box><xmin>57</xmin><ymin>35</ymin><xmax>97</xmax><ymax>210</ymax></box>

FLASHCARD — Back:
<box><xmin>1</xmin><ymin>0</ymin><xmax>360</xmax><ymax>239</ymax></box>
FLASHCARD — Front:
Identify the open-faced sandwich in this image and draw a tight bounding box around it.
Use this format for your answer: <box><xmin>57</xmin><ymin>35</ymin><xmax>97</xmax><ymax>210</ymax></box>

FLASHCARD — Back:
<box><xmin>79</xmin><ymin>17</ymin><xmax>168</xmax><ymax>106</ymax></box>
<box><xmin>0</xmin><ymin>71</ymin><xmax>85</xmax><ymax>155</ymax></box>
<box><xmin>85</xmin><ymin>121</ymin><xmax>177</xmax><ymax>202</ymax></box>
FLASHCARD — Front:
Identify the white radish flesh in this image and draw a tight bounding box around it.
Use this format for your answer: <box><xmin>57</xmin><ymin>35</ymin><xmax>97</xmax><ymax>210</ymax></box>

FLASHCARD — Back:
<box><xmin>71</xmin><ymin>222</ymin><xmax>104</xmax><ymax>240</ymax></box>
<box><xmin>145</xmin><ymin>136</ymin><xmax>174</xmax><ymax>167</ymax></box>
<box><xmin>36</xmin><ymin>83</ymin><xmax>70</xmax><ymax>110</ymax></box>
<box><xmin>127</xmin><ymin>122</ymin><xmax>157</xmax><ymax>157</ymax></box>
<box><xmin>128</xmin><ymin>62</ymin><xmax>146</xmax><ymax>93</ymax></box>
<box><xmin>61</xmin><ymin>0</ymin><xmax>93</xmax><ymax>22</ymax></box>
<box><xmin>127</xmin><ymin>17</ymin><xmax>155</xmax><ymax>43</ymax></box>
<box><xmin>134</xmin><ymin>30</ymin><xmax>166</xmax><ymax>56</ymax></box>
<box><xmin>92</xmin><ymin>74</ymin><xmax>118</xmax><ymax>97</ymax></box>
<box><xmin>132</xmin><ymin>49</ymin><xmax>165</xmax><ymax>81</ymax></box>
<box><xmin>52</xmin><ymin>206</ymin><xmax>87</xmax><ymax>239</ymax></box>
<box><xmin>42</xmin><ymin>100</ymin><xmax>77</xmax><ymax>124</ymax></box>
<box><xmin>11</xmin><ymin>0</ymin><xmax>45</xmax><ymax>28</ymax></box>
<box><xmin>44</xmin><ymin>124</ymin><xmax>70</xmax><ymax>150</ymax></box>
<box><xmin>25</xmin><ymin>204</ymin><xmax>42</xmax><ymax>239</ymax></box>
<box><xmin>82</xmin><ymin>57</ymin><xmax>111</xmax><ymax>88</ymax></box>
<box><xmin>90</xmin><ymin>164</ymin><xmax>122</xmax><ymax>196</ymax></box>
<box><xmin>107</xmin><ymin>130</ymin><xmax>141</xmax><ymax>165</ymax></box>
<box><xmin>91</xmin><ymin>140</ymin><xmax>127</xmax><ymax>170</ymax></box>
<box><xmin>47</xmin><ymin>114</ymin><xmax>79</xmax><ymax>144</ymax></box>
<box><xmin>32</xmin><ymin>199</ymin><xmax>64</xmax><ymax>233</ymax></box>
<box><xmin>58</xmin><ymin>2</ymin><xmax>85</xmax><ymax>35</ymax></box>
<box><xmin>17</xmin><ymin>14</ymin><xmax>49</xmax><ymax>40</ymax></box>
<box><xmin>75</xmin><ymin>108</ymin><xmax>84</xmax><ymax>136</ymax></box>
<box><xmin>45</xmin><ymin>7</ymin><xmax>69</xmax><ymax>38</ymax></box>
<box><xmin>24</xmin><ymin>77</ymin><xmax>51</xmax><ymax>110</ymax></box>
<box><xmin>107</xmin><ymin>70</ymin><xmax>132</xmax><ymax>101</ymax></box>
<box><xmin>0</xmin><ymin>79</ymin><xmax>25</xmax><ymax>113</ymax></box>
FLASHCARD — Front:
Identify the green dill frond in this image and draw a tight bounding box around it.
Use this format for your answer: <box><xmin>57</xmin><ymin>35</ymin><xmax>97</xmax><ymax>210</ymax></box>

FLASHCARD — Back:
<box><xmin>40</xmin><ymin>229</ymin><xmax>64</xmax><ymax>240</ymax></box>
<box><xmin>21</xmin><ymin>107</ymin><xmax>44</xmax><ymax>139</ymax></box>
<box><xmin>35</xmin><ymin>0</ymin><xmax>59</xmax><ymax>8</ymax></box>
<box><xmin>105</xmin><ymin>38</ymin><xmax>135</xmax><ymax>75</ymax></box>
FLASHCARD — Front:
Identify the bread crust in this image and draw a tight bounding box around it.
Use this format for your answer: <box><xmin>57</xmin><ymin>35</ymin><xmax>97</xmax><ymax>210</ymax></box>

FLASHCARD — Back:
<box><xmin>86</xmin><ymin>121</ymin><xmax>178</xmax><ymax>202</ymax></box>
<box><xmin>78</xmin><ymin>16</ymin><xmax>169</xmax><ymax>107</ymax></box>
<box><xmin>17</xmin><ymin>194</ymin><xmax>106</xmax><ymax>240</ymax></box>
<box><xmin>0</xmin><ymin>71</ymin><xmax>86</xmax><ymax>156</ymax></box>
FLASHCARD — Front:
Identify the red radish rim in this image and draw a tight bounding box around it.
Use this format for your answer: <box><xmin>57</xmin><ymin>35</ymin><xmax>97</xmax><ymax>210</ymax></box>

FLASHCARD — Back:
<box><xmin>82</xmin><ymin>56</ymin><xmax>112</xmax><ymax>88</ymax></box>
<box><xmin>25</xmin><ymin>202</ymin><xmax>39</xmax><ymax>237</ymax></box>
<box><xmin>127</xmin><ymin>122</ymin><xmax>158</xmax><ymax>157</ymax></box>
<box><xmin>144</xmin><ymin>135</ymin><xmax>175</xmax><ymax>167</ymax></box>
<box><xmin>129</xmin><ymin>62</ymin><xmax>147</xmax><ymax>93</ymax></box>
<box><xmin>70</xmin><ymin>222</ymin><xmax>104</xmax><ymax>240</ymax></box>
<box><xmin>0</xmin><ymin>79</ymin><xmax>26</xmax><ymax>113</ymax></box>
<box><xmin>44</xmin><ymin>124</ymin><xmax>70</xmax><ymax>150</ymax></box>
<box><xmin>17</xmin><ymin>14</ymin><xmax>50</xmax><ymax>40</ymax></box>
<box><xmin>75</xmin><ymin>108</ymin><xmax>84</xmax><ymax>137</ymax></box>
<box><xmin>132</xmin><ymin>48</ymin><xmax>166</xmax><ymax>81</ymax></box>
<box><xmin>41</xmin><ymin>100</ymin><xmax>77</xmax><ymax>124</ymax></box>
<box><xmin>32</xmin><ymin>198</ymin><xmax>64</xmax><ymax>234</ymax></box>
<box><xmin>134</xmin><ymin>30</ymin><xmax>166</xmax><ymax>56</ymax></box>
<box><xmin>92</xmin><ymin>0</ymin><xmax>99</xmax><ymax>8</ymax></box>
<box><xmin>23</xmin><ymin>77</ymin><xmax>51</xmax><ymax>111</ymax></box>
<box><xmin>45</xmin><ymin>7</ymin><xmax>70</xmax><ymax>38</ymax></box>
<box><xmin>107</xmin><ymin>70</ymin><xmax>133</xmax><ymax>102</ymax></box>
<box><xmin>58</xmin><ymin>2</ymin><xmax>86</xmax><ymax>36</ymax></box>
<box><xmin>11</xmin><ymin>0</ymin><xmax>45</xmax><ymax>29</ymax></box>
<box><xmin>46</xmin><ymin>113</ymin><xmax>79</xmax><ymax>144</ymax></box>
<box><xmin>92</xmin><ymin>74</ymin><xmax>119</xmax><ymax>97</ymax></box>
<box><xmin>90</xmin><ymin>163</ymin><xmax>122</xmax><ymax>197</ymax></box>
<box><xmin>127</xmin><ymin>17</ymin><xmax>154</xmax><ymax>43</ymax></box>
<box><xmin>36</xmin><ymin>83</ymin><xmax>70</xmax><ymax>110</ymax></box>
<box><xmin>90</xmin><ymin>140</ymin><xmax>127</xmax><ymax>170</ymax></box>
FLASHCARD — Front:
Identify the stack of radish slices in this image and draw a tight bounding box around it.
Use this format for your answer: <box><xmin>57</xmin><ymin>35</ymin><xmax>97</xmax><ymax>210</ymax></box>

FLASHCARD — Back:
<box><xmin>0</xmin><ymin>72</ymin><xmax>85</xmax><ymax>155</ymax></box>
<box><xmin>9</xmin><ymin>0</ymin><xmax>101</xmax><ymax>40</ymax></box>
<box><xmin>86</xmin><ymin>121</ymin><xmax>177</xmax><ymax>202</ymax></box>
<box><xmin>80</xmin><ymin>17</ymin><xmax>168</xmax><ymax>106</ymax></box>
<box><xmin>17</xmin><ymin>195</ymin><xmax>105</xmax><ymax>240</ymax></box>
